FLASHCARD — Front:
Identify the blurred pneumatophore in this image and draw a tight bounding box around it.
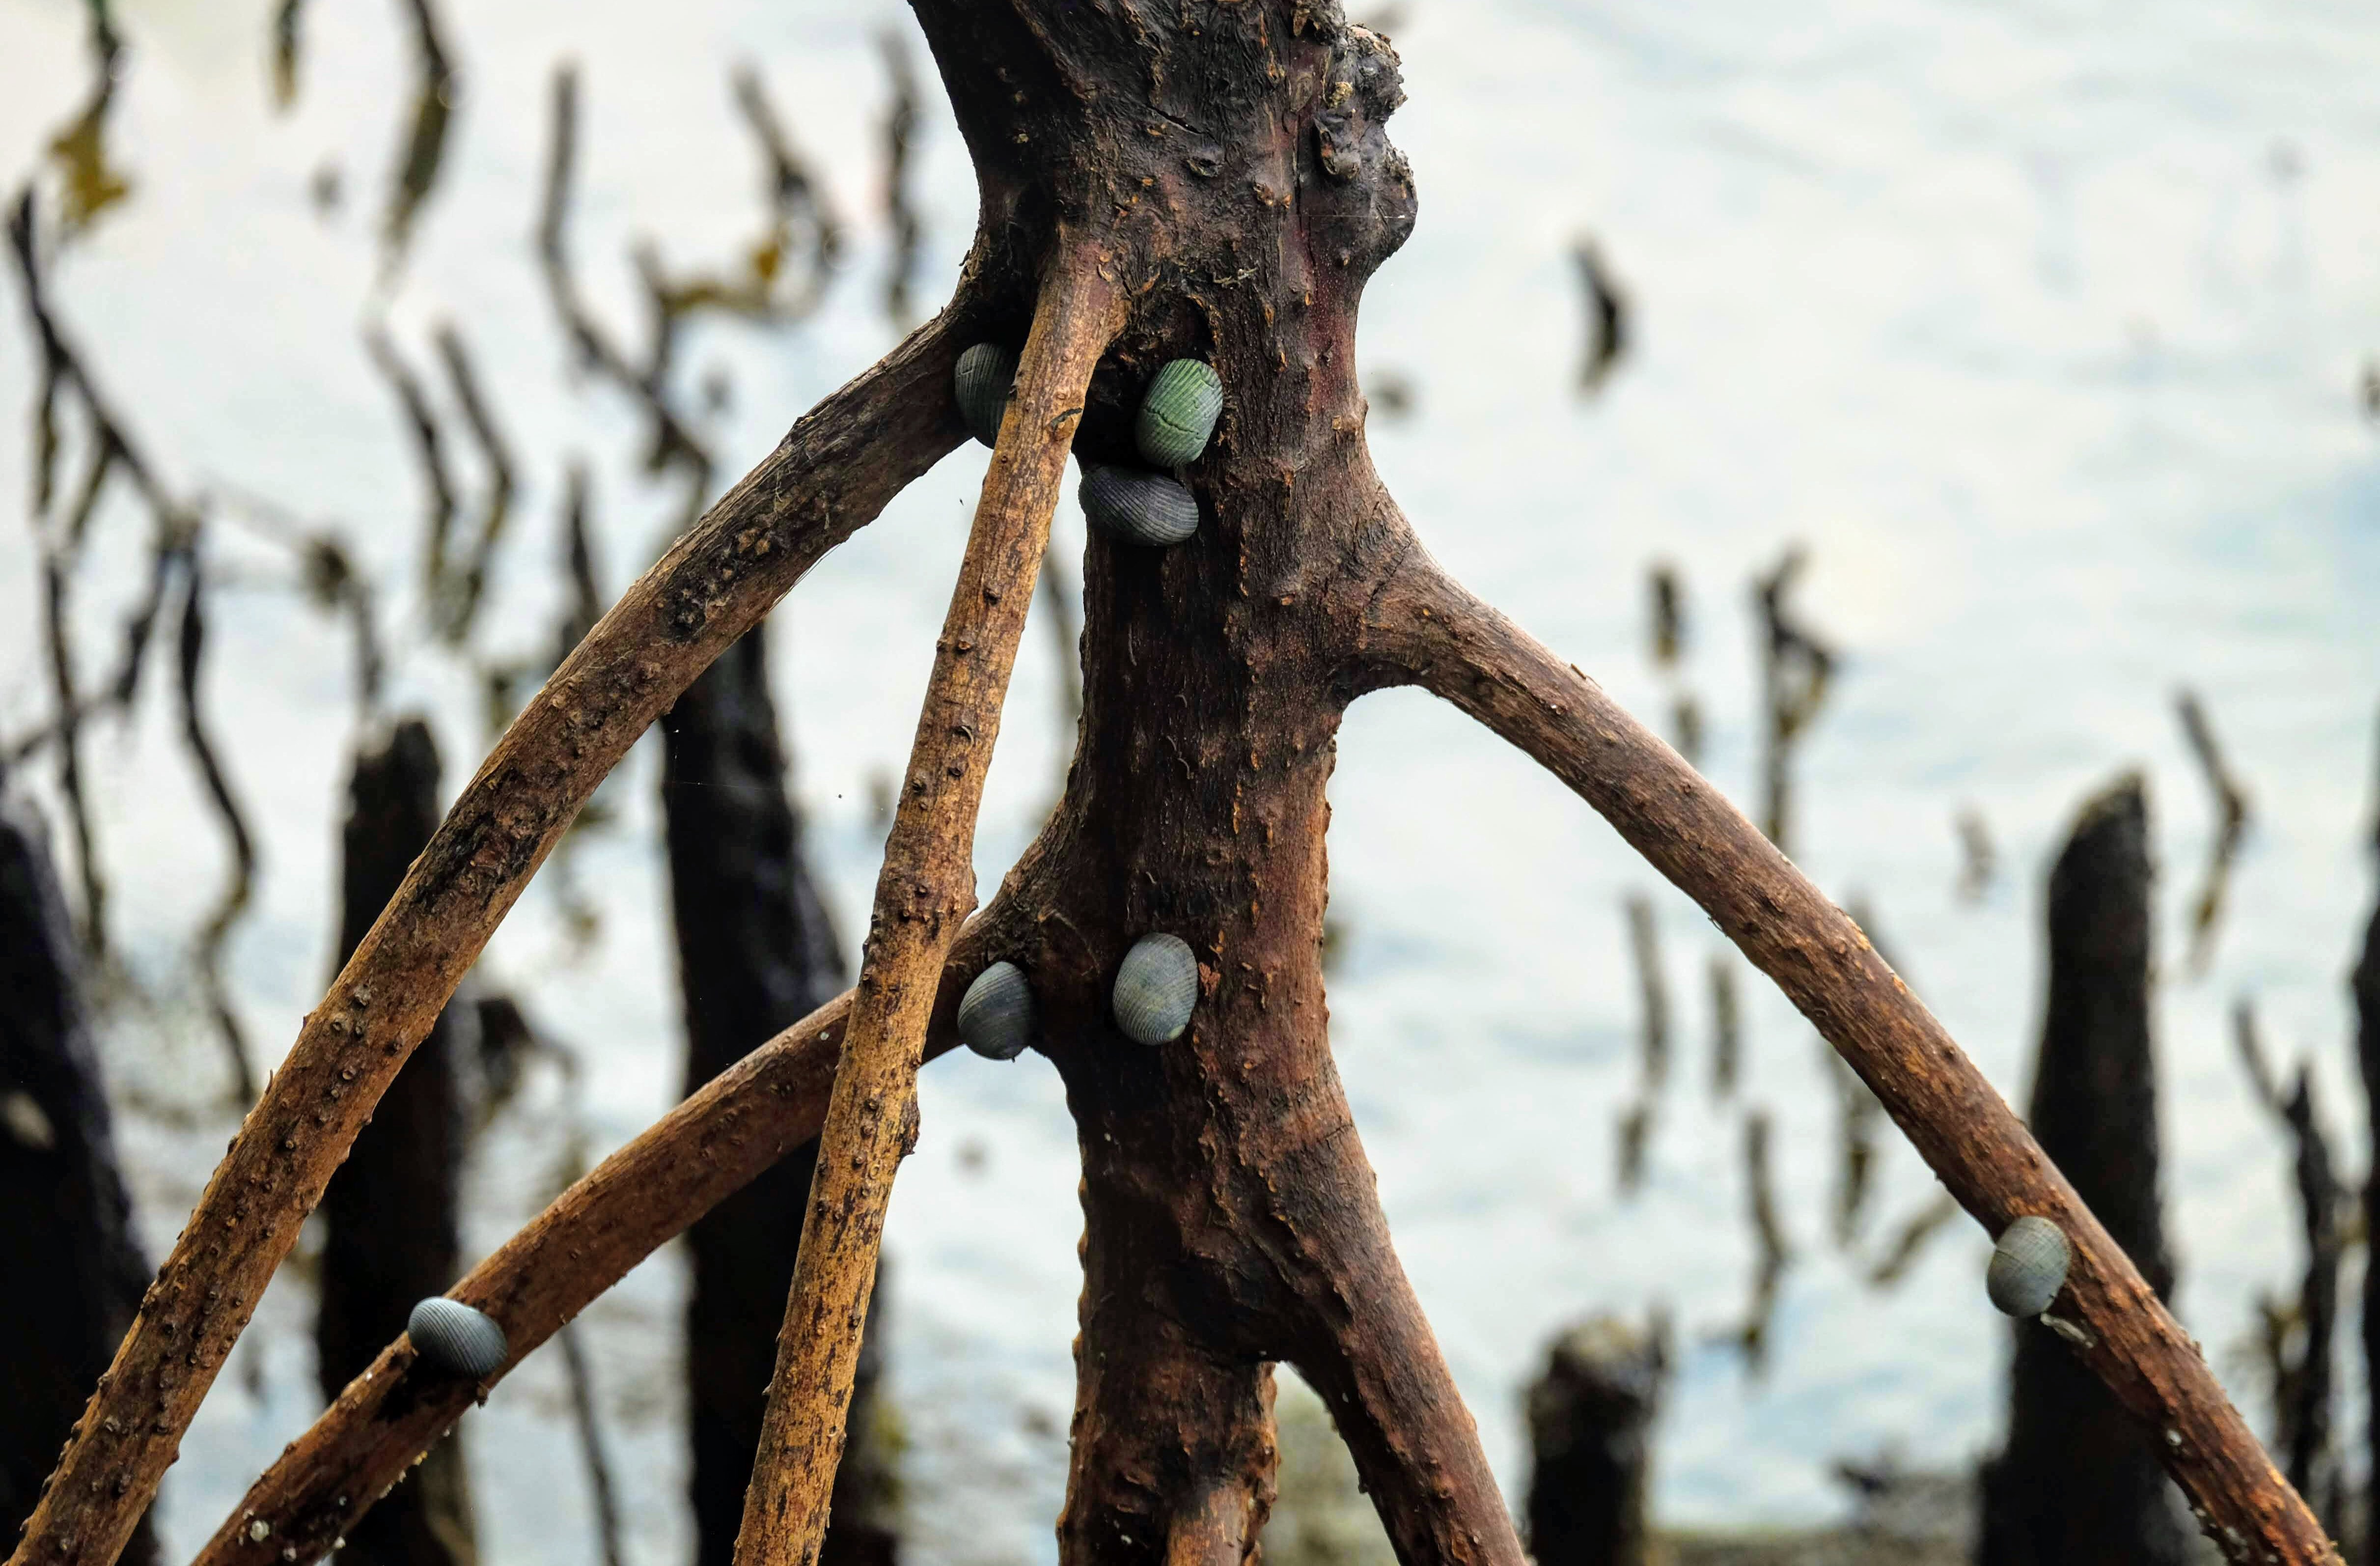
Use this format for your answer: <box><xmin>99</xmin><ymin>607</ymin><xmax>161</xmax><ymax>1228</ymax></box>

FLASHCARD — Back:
<box><xmin>2233</xmin><ymin>1000</ymin><xmax>2344</xmax><ymax>1526</ymax></box>
<box><xmin>2351</xmin><ymin>736</ymin><xmax>2380</xmax><ymax>1546</ymax></box>
<box><xmin>1978</xmin><ymin>773</ymin><xmax>2194</xmax><ymax>1566</ymax></box>
<box><xmin>381</xmin><ymin>0</ymin><xmax>459</xmax><ymax>277</ymax></box>
<box><xmin>1645</xmin><ymin>561</ymin><xmax>1702</xmax><ymax>766</ymax></box>
<box><xmin>1955</xmin><ymin>804</ymin><xmax>1996</xmax><ymax>902</ymax></box>
<box><xmin>0</xmin><ymin>787</ymin><xmax>158</xmax><ymax>1566</ymax></box>
<box><xmin>1734</xmin><ymin>1108</ymin><xmax>1791</xmax><ymax>1375</ymax></box>
<box><xmin>2176</xmin><ymin>688</ymin><xmax>2251</xmax><ymax>976</ymax></box>
<box><xmin>879</xmin><ymin>28</ymin><xmax>923</xmax><ymax>333</ymax></box>
<box><xmin>537</xmin><ymin>62</ymin><xmax>714</xmax><ymax>523</ymax></box>
<box><xmin>1616</xmin><ymin>893</ymin><xmax>1669</xmax><ymax>1196</ymax></box>
<box><xmin>1752</xmin><ymin>545</ymin><xmax>1836</xmax><ymax>856</ymax></box>
<box><xmin>271</xmin><ymin>0</ymin><xmax>307</xmax><ymax>109</ymax></box>
<box><xmin>45</xmin><ymin>0</ymin><xmax>133</xmax><ymax>242</ymax></box>
<box><xmin>429</xmin><ymin>323</ymin><xmax>519</xmax><ymax>644</ymax></box>
<box><xmin>1572</xmin><ymin>233</ymin><xmax>1629</xmax><ymax>396</ymax></box>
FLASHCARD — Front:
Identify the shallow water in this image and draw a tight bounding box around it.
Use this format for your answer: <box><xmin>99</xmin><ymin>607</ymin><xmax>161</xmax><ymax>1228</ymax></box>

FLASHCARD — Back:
<box><xmin>1</xmin><ymin>0</ymin><xmax>2377</xmax><ymax>1561</ymax></box>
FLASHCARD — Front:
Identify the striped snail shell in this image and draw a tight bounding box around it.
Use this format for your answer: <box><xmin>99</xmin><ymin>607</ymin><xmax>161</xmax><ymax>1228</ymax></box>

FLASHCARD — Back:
<box><xmin>1134</xmin><ymin>359</ymin><xmax>1225</xmax><ymax>468</ymax></box>
<box><xmin>954</xmin><ymin>342</ymin><xmax>1019</xmax><ymax>447</ymax></box>
<box><xmin>1112</xmin><ymin>933</ymin><xmax>1199</xmax><ymax>1046</ymax></box>
<box><xmin>1080</xmin><ymin>465</ymin><xmax>1200</xmax><ymax>548</ymax></box>
<box><xmin>1986</xmin><ymin>1215</ymin><xmax>2071</xmax><ymax>1318</ymax></box>
<box><xmin>408</xmin><ymin>1296</ymin><xmax>508</xmax><ymax>1379</ymax></box>
<box><xmin>958</xmin><ymin>961</ymin><xmax>1036</xmax><ymax>1062</ymax></box>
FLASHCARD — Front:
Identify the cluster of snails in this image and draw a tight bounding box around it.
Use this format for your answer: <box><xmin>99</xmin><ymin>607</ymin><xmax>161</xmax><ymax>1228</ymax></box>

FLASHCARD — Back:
<box><xmin>952</xmin><ymin>343</ymin><xmax>1223</xmax><ymax>549</ymax></box>
<box><xmin>956</xmin><ymin>933</ymin><xmax>1202</xmax><ymax>1062</ymax></box>
<box><xmin>407</xmin><ymin>1296</ymin><xmax>509</xmax><ymax>1380</ymax></box>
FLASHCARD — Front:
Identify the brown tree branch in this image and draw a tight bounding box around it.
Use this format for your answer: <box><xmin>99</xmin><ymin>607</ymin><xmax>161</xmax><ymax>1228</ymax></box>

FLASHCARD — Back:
<box><xmin>731</xmin><ymin>242</ymin><xmax>1124</xmax><ymax>1566</ymax></box>
<box><xmin>9</xmin><ymin>312</ymin><xmax>978</xmax><ymax>1566</ymax></box>
<box><xmin>183</xmin><ymin>879</ymin><xmax>1046</xmax><ymax>1566</ymax></box>
<box><xmin>1364</xmin><ymin>548</ymin><xmax>2338</xmax><ymax>1566</ymax></box>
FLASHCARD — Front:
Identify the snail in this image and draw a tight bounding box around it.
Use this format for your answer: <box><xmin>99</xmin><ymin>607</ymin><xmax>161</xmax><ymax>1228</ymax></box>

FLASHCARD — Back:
<box><xmin>1135</xmin><ymin>359</ymin><xmax>1224</xmax><ymax>467</ymax></box>
<box><xmin>1985</xmin><ymin>1215</ymin><xmax>2072</xmax><ymax>1318</ymax></box>
<box><xmin>958</xmin><ymin>961</ymin><xmax>1036</xmax><ymax>1061</ymax></box>
<box><xmin>954</xmin><ymin>342</ymin><xmax>1019</xmax><ymax>447</ymax></box>
<box><xmin>1080</xmin><ymin>465</ymin><xmax>1200</xmax><ymax>548</ymax></box>
<box><xmin>407</xmin><ymin>1296</ymin><xmax>509</xmax><ymax>1380</ymax></box>
<box><xmin>1112</xmin><ymin>932</ymin><xmax>1199</xmax><ymax>1046</ymax></box>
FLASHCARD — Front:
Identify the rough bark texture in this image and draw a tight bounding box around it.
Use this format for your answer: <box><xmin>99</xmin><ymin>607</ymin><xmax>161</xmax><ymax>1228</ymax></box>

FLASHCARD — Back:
<box><xmin>2352</xmin><ymin>898</ymin><xmax>2380</xmax><ymax>1566</ymax></box>
<box><xmin>33</xmin><ymin>6</ymin><xmax>2327</xmax><ymax>1565</ymax></box>
<box><xmin>317</xmin><ymin>719</ymin><xmax>474</xmax><ymax>1566</ymax></box>
<box><xmin>1360</xmin><ymin>561</ymin><xmax>2334</xmax><ymax>1562</ymax></box>
<box><xmin>8</xmin><ymin>306</ymin><xmax>973</xmax><ymax>1566</ymax></box>
<box><xmin>732</xmin><ymin>246</ymin><xmax>1124</xmax><ymax>1566</ymax></box>
<box><xmin>1526</xmin><ymin>1317</ymin><xmax>1666</xmax><ymax>1566</ymax></box>
<box><xmin>660</xmin><ymin>627</ymin><xmax>892</xmax><ymax>1566</ymax></box>
<box><xmin>0</xmin><ymin>791</ymin><xmax>155</xmax><ymax>1566</ymax></box>
<box><xmin>1978</xmin><ymin>775</ymin><xmax>2193</xmax><ymax>1566</ymax></box>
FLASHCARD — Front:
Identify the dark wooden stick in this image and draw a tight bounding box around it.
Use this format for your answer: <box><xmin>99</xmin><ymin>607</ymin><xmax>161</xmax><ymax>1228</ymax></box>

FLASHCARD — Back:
<box><xmin>0</xmin><ymin>790</ymin><xmax>157</xmax><ymax>1566</ymax></box>
<box><xmin>1980</xmin><ymin>775</ymin><xmax>2193</xmax><ymax>1566</ymax></box>
<box><xmin>730</xmin><ymin>245</ymin><xmax>1123</xmax><ymax>1566</ymax></box>
<box><xmin>9</xmin><ymin>314</ymin><xmax>972</xmax><ymax>1566</ymax></box>
<box><xmin>1368</xmin><ymin>552</ymin><xmax>2340</xmax><ymax>1565</ymax></box>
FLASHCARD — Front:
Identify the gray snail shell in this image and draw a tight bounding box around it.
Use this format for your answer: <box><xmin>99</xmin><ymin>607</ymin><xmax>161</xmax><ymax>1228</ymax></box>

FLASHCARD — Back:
<box><xmin>1135</xmin><ymin>359</ymin><xmax>1224</xmax><ymax>468</ymax></box>
<box><xmin>954</xmin><ymin>342</ymin><xmax>1019</xmax><ymax>447</ymax></box>
<box><xmin>1986</xmin><ymin>1215</ymin><xmax>2072</xmax><ymax>1318</ymax></box>
<box><xmin>1112</xmin><ymin>933</ymin><xmax>1200</xmax><ymax>1046</ymax></box>
<box><xmin>1080</xmin><ymin>465</ymin><xmax>1200</xmax><ymax>548</ymax></box>
<box><xmin>958</xmin><ymin>961</ymin><xmax>1035</xmax><ymax>1062</ymax></box>
<box><xmin>408</xmin><ymin>1296</ymin><xmax>508</xmax><ymax>1379</ymax></box>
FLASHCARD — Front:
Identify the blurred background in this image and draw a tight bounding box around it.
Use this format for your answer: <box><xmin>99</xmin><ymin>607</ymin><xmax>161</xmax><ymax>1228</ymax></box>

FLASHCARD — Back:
<box><xmin>0</xmin><ymin>0</ymin><xmax>2376</xmax><ymax>1562</ymax></box>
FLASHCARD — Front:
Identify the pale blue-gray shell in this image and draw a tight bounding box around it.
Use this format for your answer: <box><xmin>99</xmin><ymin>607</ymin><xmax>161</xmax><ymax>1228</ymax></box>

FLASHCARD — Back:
<box><xmin>958</xmin><ymin>961</ymin><xmax>1035</xmax><ymax>1061</ymax></box>
<box><xmin>954</xmin><ymin>342</ymin><xmax>1018</xmax><ymax>447</ymax></box>
<box><xmin>1112</xmin><ymin>933</ymin><xmax>1199</xmax><ymax>1046</ymax></box>
<box><xmin>1986</xmin><ymin>1215</ymin><xmax>2071</xmax><ymax>1317</ymax></box>
<box><xmin>1135</xmin><ymin>359</ymin><xmax>1224</xmax><ymax>467</ymax></box>
<box><xmin>1080</xmin><ymin>466</ymin><xmax>1200</xmax><ymax>548</ymax></box>
<box><xmin>408</xmin><ymin>1297</ymin><xmax>508</xmax><ymax>1379</ymax></box>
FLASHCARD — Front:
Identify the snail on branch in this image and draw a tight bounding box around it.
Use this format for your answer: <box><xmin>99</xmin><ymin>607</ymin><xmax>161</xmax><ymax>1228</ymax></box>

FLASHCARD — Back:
<box><xmin>406</xmin><ymin>1297</ymin><xmax>508</xmax><ymax>1380</ymax></box>
<box><xmin>957</xmin><ymin>960</ymin><xmax>1036</xmax><ymax>1061</ymax></box>
<box><xmin>1112</xmin><ymin>932</ymin><xmax>1199</xmax><ymax>1046</ymax></box>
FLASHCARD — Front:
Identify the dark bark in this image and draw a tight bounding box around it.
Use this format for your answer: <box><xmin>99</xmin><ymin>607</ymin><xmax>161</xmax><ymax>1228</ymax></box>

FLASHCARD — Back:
<box><xmin>0</xmin><ymin>789</ymin><xmax>155</xmax><ymax>1566</ymax></box>
<box><xmin>316</xmin><ymin>719</ymin><xmax>473</xmax><ymax>1566</ymax></box>
<box><xmin>2276</xmin><ymin>1072</ymin><xmax>2339</xmax><ymax>1515</ymax></box>
<box><xmin>1979</xmin><ymin>774</ymin><xmax>2192</xmax><ymax>1566</ymax></box>
<box><xmin>659</xmin><ymin>627</ymin><xmax>893</xmax><ymax>1566</ymax></box>
<box><xmin>1525</xmin><ymin>1317</ymin><xmax>1666</xmax><ymax>1566</ymax></box>
<box><xmin>2351</xmin><ymin>896</ymin><xmax>2380</xmax><ymax>1566</ymax></box>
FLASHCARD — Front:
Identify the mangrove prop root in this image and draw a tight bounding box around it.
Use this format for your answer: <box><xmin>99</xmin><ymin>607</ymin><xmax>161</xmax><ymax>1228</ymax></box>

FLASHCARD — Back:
<box><xmin>728</xmin><ymin>244</ymin><xmax>1124</xmax><ymax>1566</ymax></box>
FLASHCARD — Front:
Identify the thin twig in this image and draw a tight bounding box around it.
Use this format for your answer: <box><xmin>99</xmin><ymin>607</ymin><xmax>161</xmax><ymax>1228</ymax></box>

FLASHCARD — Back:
<box><xmin>175</xmin><ymin>557</ymin><xmax>260</xmax><ymax>1104</ymax></box>
<box><xmin>1751</xmin><ymin>545</ymin><xmax>1835</xmax><ymax>855</ymax></box>
<box><xmin>2178</xmin><ymin>689</ymin><xmax>2252</xmax><ymax>976</ymax></box>
<box><xmin>556</xmin><ymin>1325</ymin><xmax>627</xmax><ymax>1566</ymax></box>
<box><xmin>430</xmin><ymin>322</ymin><xmax>517</xmax><ymax>643</ymax></box>
<box><xmin>1865</xmin><ymin>1192</ymin><xmax>1960</xmax><ymax>1289</ymax></box>
<box><xmin>381</xmin><ymin>0</ymin><xmax>457</xmax><ymax>273</ymax></box>
<box><xmin>1738</xmin><ymin>1108</ymin><xmax>1790</xmax><ymax>1372</ymax></box>
<box><xmin>731</xmin><ymin>244</ymin><xmax>1122</xmax><ymax>1566</ymax></box>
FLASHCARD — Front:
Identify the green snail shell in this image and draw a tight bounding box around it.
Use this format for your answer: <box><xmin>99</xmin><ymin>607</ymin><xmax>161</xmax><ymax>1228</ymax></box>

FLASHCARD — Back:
<box><xmin>1134</xmin><ymin>359</ymin><xmax>1224</xmax><ymax>467</ymax></box>
<box><xmin>1112</xmin><ymin>932</ymin><xmax>1199</xmax><ymax>1046</ymax></box>
<box><xmin>1080</xmin><ymin>465</ymin><xmax>1200</xmax><ymax>548</ymax></box>
<box><xmin>1986</xmin><ymin>1215</ymin><xmax>2071</xmax><ymax>1318</ymax></box>
<box><xmin>958</xmin><ymin>961</ymin><xmax>1035</xmax><ymax>1062</ymax></box>
<box><xmin>954</xmin><ymin>342</ymin><xmax>1019</xmax><ymax>447</ymax></box>
<box><xmin>408</xmin><ymin>1296</ymin><xmax>508</xmax><ymax>1379</ymax></box>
